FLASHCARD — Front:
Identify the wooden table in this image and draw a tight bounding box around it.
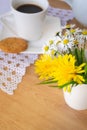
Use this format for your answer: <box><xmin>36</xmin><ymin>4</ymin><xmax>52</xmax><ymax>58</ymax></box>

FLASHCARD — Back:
<box><xmin>0</xmin><ymin>0</ymin><xmax>87</xmax><ymax>130</ymax></box>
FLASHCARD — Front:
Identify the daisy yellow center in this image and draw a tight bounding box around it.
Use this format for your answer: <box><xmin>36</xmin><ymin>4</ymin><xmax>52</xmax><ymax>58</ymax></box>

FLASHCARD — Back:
<box><xmin>44</xmin><ymin>46</ymin><xmax>49</xmax><ymax>51</ymax></box>
<box><xmin>82</xmin><ymin>30</ymin><xmax>87</xmax><ymax>35</ymax></box>
<box><xmin>66</xmin><ymin>24</ymin><xmax>70</xmax><ymax>29</ymax></box>
<box><xmin>64</xmin><ymin>32</ymin><xmax>68</xmax><ymax>36</ymax></box>
<box><xmin>63</xmin><ymin>39</ymin><xmax>69</xmax><ymax>44</ymax></box>
<box><xmin>70</xmin><ymin>29</ymin><xmax>75</xmax><ymax>33</ymax></box>
<box><xmin>51</xmin><ymin>50</ymin><xmax>56</xmax><ymax>55</ymax></box>
<box><xmin>49</xmin><ymin>40</ymin><xmax>54</xmax><ymax>45</ymax></box>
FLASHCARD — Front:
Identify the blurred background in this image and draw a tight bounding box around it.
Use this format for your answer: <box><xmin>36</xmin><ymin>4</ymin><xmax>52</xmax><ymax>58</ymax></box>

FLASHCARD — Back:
<box><xmin>0</xmin><ymin>0</ymin><xmax>10</xmax><ymax>15</ymax></box>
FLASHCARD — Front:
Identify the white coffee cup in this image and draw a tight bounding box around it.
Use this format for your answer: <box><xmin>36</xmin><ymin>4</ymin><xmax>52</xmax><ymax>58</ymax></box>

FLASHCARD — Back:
<box><xmin>11</xmin><ymin>0</ymin><xmax>49</xmax><ymax>41</ymax></box>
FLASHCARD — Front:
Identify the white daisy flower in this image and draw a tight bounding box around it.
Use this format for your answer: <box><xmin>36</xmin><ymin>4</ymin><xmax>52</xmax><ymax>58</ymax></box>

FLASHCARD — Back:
<box><xmin>43</xmin><ymin>24</ymin><xmax>87</xmax><ymax>56</ymax></box>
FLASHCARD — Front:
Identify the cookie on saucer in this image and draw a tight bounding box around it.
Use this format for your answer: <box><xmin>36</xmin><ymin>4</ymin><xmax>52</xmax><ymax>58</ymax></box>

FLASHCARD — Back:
<box><xmin>0</xmin><ymin>37</ymin><xmax>28</xmax><ymax>53</ymax></box>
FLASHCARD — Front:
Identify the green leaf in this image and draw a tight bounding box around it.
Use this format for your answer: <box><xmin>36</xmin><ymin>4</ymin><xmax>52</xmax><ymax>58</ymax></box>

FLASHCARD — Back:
<box><xmin>39</xmin><ymin>79</ymin><xmax>57</xmax><ymax>85</ymax></box>
<box><xmin>72</xmin><ymin>48</ymin><xmax>85</xmax><ymax>66</ymax></box>
<box><xmin>84</xmin><ymin>63</ymin><xmax>87</xmax><ymax>74</ymax></box>
<box><xmin>80</xmin><ymin>48</ymin><xmax>86</xmax><ymax>63</ymax></box>
<box><xmin>58</xmin><ymin>80</ymin><xmax>76</xmax><ymax>89</ymax></box>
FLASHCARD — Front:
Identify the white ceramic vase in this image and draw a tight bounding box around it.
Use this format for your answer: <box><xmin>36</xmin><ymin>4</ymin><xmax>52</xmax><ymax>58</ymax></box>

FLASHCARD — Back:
<box><xmin>64</xmin><ymin>0</ymin><xmax>87</xmax><ymax>26</ymax></box>
<box><xmin>63</xmin><ymin>84</ymin><xmax>87</xmax><ymax>110</ymax></box>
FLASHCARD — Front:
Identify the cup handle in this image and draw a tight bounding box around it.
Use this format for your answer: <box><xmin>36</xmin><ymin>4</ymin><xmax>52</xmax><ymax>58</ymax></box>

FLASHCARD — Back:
<box><xmin>0</xmin><ymin>11</ymin><xmax>18</xmax><ymax>36</ymax></box>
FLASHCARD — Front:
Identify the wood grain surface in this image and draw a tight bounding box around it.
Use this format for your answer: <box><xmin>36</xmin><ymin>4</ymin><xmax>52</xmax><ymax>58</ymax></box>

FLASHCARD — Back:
<box><xmin>0</xmin><ymin>0</ymin><xmax>87</xmax><ymax>130</ymax></box>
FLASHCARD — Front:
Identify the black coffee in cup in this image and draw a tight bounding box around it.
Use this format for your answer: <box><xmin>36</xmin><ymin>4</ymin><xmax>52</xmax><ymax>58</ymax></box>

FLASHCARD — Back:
<box><xmin>16</xmin><ymin>4</ymin><xmax>43</xmax><ymax>13</ymax></box>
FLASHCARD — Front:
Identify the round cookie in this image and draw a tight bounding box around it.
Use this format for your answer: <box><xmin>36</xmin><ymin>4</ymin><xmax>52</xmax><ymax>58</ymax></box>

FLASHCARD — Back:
<box><xmin>0</xmin><ymin>37</ymin><xmax>28</xmax><ymax>53</ymax></box>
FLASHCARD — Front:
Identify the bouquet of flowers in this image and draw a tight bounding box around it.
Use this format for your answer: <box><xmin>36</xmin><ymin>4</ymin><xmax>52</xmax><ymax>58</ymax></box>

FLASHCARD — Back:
<box><xmin>35</xmin><ymin>24</ymin><xmax>87</xmax><ymax>92</ymax></box>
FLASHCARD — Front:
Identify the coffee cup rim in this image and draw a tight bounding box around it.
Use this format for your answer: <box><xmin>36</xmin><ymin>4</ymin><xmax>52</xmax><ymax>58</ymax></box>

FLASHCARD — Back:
<box><xmin>11</xmin><ymin>1</ymin><xmax>49</xmax><ymax>15</ymax></box>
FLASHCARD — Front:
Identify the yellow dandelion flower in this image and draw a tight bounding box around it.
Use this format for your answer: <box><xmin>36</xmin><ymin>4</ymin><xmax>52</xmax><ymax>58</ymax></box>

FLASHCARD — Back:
<box><xmin>67</xmin><ymin>85</ymin><xmax>72</xmax><ymax>92</ymax></box>
<box><xmin>63</xmin><ymin>85</ymin><xmax>72</xmax><ymax>92</ymax></box>
<box><xmin>63</xmin><ymin>39</ymin><xmax>69</xmax><ymax>44</ymax></box>
<box><xmin>72</xmin><ymin>63</ymin><xmax>86</xmax><ymax>84</ymax></box>
<box><xmin>44</xmin><ymin>46</ymin><xmax>49</xmax><ymax>51</ymax></box>
<box><xmin>35</xmin><ymin>54</ymin><xmax>54</xmax><ymax>80</ymax></box>
<box><xmin>52</xmin><ymin>54</ymin><xmax>85</xmax><ymax>86</ymax></box>
<box><xmin>75</xmin><ymin>63</ymin><xmax>86</xmax><ymax>73</ymax></box>
<box><xmin>73</xmin><ymin>75</ymin><xmax>85</xmax><ymax>84</ymax></box>
<box><xmin>63</xmin><ymin>87</ymin><xmax>67</xmax><ymax>92</ymax></box>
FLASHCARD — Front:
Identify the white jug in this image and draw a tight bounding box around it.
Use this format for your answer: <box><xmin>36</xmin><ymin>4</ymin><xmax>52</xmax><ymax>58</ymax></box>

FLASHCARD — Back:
<box><xmin>64</xmin><ymin>0</ymin><xmax>87</xmax><ymax>26</ymax></box>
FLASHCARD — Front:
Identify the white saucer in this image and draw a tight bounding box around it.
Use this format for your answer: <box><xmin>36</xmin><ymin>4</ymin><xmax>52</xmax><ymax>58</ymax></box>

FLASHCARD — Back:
<box><xmin>0</xmin><ymin>12</ymin><xmax>61</xmax><ymax>54</ymax></box>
